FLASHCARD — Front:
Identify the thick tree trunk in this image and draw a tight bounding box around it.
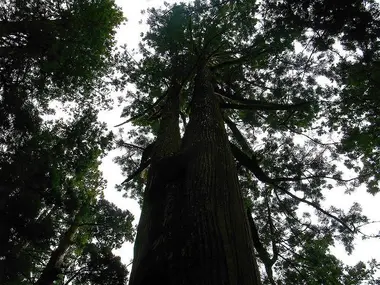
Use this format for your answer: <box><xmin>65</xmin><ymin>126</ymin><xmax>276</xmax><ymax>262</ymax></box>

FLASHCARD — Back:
<box><xmin>129</xmin><ymin>67</ymin><xmax>261</xmax><ymax>284</ymax></box>
<box><xmin>170</xmin><ymin>64</ymin><xmax>261</xmax><ymax>284</ymax></box>
<box><xmin>128</xmin><ymin>80</ymin><xmax>183</xmax><ymax>285</ymax></box>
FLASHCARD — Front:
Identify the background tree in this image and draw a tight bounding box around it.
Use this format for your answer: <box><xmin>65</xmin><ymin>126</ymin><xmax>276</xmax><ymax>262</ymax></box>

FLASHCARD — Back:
<box><xmin>115</xmin><ymin>0</ymin><xmax>380</xmax><ymax>284</ymax></box>
<box><xmin>0</xmin><ymin>0</ymin><xmax>124</xmax><ymax>97</ymax></box>
<box><xmin>0</xmin><ymin>109</ymin><xmax>134</xmax><ymax>285</ymax></box>
<box><xmin>0</xmin><ymin>0</ymin><xmax>133</xmax><ymax>284</ymax></box>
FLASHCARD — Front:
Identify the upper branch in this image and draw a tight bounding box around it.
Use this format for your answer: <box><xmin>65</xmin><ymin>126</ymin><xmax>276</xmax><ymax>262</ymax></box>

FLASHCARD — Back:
<box><xmin>224</xmin><ymin>117</ymin><xmax>254</xmax><ymax>156</ymax></box>
<box><xmin>220</xmin><ymin>101</ymin><xmax>309</xmax><ymax>111</ymax></box>
<box><xmin>216</xmin><ymin>90</ymin><xmax>310</xmax><ymax>111</ymax></box>
<box><xmin>247</xmin><ymin>208</ymin><xmax>276</xmax><ymax>285</ymax></box>
<box><xmin>230</xmin><ymin>142</ymin><xmax>355</xmax><ymax>233</ymax></box>
<box><xmin>211</xmin><ymin>45</ymin><xmax>270</xmax><ymax>70</ymax></box>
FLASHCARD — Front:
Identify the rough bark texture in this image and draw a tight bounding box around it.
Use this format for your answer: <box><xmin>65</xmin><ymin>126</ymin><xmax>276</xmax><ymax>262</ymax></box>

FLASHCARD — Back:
<box><xmin>129</xmin><ymin>67</ymin><xmax>261</xmax><ymax>284</ymax></box>
<box><xmin>169</xmin><ymin>65</ymin><xmax>261</xmax><ymax>284</ymax></box>
<box><xmin>128</xmin><ymin>80</ymin><xmax>183</xmax><ymax>285</ymax></box>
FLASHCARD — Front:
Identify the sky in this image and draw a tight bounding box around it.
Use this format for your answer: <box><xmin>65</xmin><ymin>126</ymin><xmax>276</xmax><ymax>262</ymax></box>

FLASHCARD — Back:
<box><xmin>99</xmin><ymin>0</ymin><xmax>380</xmax><ymax>276</ymax></box>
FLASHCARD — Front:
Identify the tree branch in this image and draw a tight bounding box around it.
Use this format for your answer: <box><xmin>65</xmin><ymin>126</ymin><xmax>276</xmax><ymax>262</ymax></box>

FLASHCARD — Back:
<box><xmin>220</xmin><ymin>101</ymin><xmax>309</xmax><ymax>111</ymax></box>
<box><xmin>63</xmin><ymin>266</ymin><xmax>88</xmax><ymax>285</ymax></box>
<box><xmin>247</xmin><ymin>208</ymin><xmax>276</xmax><ymax>285</ymax></box>
<box><xmin>230</xmin><ymin>142</ymin><xmax>355</xmax><ymax>233</ymax></box>
<box><xmin>211</xmin><ymin>46</ymin><xmax>269</xmax><ymax>70</ymax></box>
<box><xmin>230</xmin><ymin>142</ymin><xmax>271</xmax><ymax>183</ymax></box>
<box><xmin>266</xmin><ymin>202</ymin><xmax>279</xmax><ymax>266</ymax></box>
<box><xmin>230</xmin><ymin>140</ymin><xmax>366</xmax><ymax>183</ymax></box>
<box><xmin>277</xmin><ymin>253</ymin><xmax>311</xmax><ymax>281</ymax></box>
<box><xmin>224</xmin><ymin>116</ymin><xmax>253</xmax><ymax>156</ymax></box>
<box><xmin>277</xmin><ymin>187</ymin><xmax>354</xmax><ymax>233</ymax></box>
<box><xmin>120</xmin><ymin>159</ymin><xmax>151</xmax><ymax>185</ymax></box>
<box><xmin>119</xmin><ymin>142</ymin><xmax>145</xmax><ymax>151</ymax></box>
<box><xmin>77</xmin><ymin>222</ymin><xmax>107</xmax><ymax>227</ymax></box>
<box><xmin>215</xmin><ymin>87</ymin><xmax>310</xmax><ymax>111</ymax></box>
<box><xmin>180</xmin><ymin>111</ymin><xmax>187</xmax><ymax>129</ymax></box>
<box><xmin>140</xmin><ymin>141</ymin><xmax>155</xmax><ymax>166</ymax></box>
<box><xmin>114</xmin><ymin>91</ymin><xmax>168</xmax><ymax>127</ymax></box>
<box><xmin>286</xmin><ymin>127</ymin><xmax>338</xmax><ymax>146</ymax></box>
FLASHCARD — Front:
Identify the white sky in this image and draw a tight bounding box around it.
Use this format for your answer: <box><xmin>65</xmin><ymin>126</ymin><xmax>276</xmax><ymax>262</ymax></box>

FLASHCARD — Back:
<box><xmin>99</xmin><ymin>0</ymin><xmax>380</xmax><ymax>276</ymax></box>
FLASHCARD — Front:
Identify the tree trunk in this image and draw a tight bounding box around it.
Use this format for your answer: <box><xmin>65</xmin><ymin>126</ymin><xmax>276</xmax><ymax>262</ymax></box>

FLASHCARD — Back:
<box><xmin>35</xmin><ymin>207</ymin><xmax>83</xmax><ymax>285</ymax></box>
<box><xmin>128</xmin><ymin>80</ymin><xmax>183</xmax><ymax>285</ymax></box>
<box><xmin>129</xmin><ymin>66</ymin><xmax>261</xmax><ymax>284</ymax></box>
<box><xmin>170</xmin><ymin>64</ymin><xmax>261</xmax><ymax>284</ymax></box>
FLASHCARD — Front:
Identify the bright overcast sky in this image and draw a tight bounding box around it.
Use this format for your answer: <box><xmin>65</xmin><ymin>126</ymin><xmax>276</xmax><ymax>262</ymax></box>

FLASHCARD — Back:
<box><xmin>99</xmin><ymin>0</ymin><xmax>380</xmax><ymax>274</ymax></box>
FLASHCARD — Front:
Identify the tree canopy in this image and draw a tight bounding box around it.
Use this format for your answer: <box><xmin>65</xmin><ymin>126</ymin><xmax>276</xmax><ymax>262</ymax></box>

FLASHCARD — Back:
<box><xmin>1</xmin><ymin>0</ymin><xmax>379</xmax><ymax>284</ymax></box>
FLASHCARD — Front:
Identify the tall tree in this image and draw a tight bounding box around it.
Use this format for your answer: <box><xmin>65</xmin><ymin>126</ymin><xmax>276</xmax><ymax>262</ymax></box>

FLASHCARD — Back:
<box><xmin>0</xmin><ymin>1</ymin><xmax>132</xmax><ymax>284</ymax></box>
<box><xmin>116</xmin><ymin>0</ymin><xmax>380</xmax><ymax>284</ymax></box>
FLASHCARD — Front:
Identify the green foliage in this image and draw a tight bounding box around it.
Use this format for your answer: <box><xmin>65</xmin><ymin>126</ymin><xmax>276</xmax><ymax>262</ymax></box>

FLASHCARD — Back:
<box><xmin>73</xmin><ymin>244</ymin><xmax>128</xmax><ymax>285</ymax></box>
<box><xmin>0</xmin><ymin>108</ymin><xmax>134</xmax><ymax>284</ymax></box>
<box><xmin>0</xmin><ymin>0</ymin><xmax>124</xmax><ymax>108</ymax></box>
<box><xmin>0</xmin><ymin>1</ymin><xmax>132</xmax><ymax>284</ymax></box>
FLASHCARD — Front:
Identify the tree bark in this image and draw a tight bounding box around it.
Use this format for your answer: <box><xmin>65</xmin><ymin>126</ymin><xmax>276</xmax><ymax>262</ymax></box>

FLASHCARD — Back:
<box><xmin>128</xmin><ymin>80</ymin><xmax>183</xmax><ymax>285</ymax></box>
<box><xmin>129</xmin><ymin>67</ymin><xmax>262</xmax><ymax>284</ymax></box>
<box><xmin>168</xmin><ymin>64</ymin><xmax>261</xmax><ymax>284</ymax></box>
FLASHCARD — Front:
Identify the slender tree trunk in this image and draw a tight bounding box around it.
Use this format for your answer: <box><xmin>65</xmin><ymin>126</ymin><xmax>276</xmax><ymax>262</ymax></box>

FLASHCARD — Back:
<box><xmin>128</xmin><ymin>80</ymin><xmax>183</xmax><ymax>285</ymax></box>
<box><xmin>35</xmin><ymin>207</ymin><xmax>83</xmax><ymax>285</ymax></box>
<box><xmin>169</xmin><ymin>64</ymin><xmax>261</xmax><ymax>284</ymax></box>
